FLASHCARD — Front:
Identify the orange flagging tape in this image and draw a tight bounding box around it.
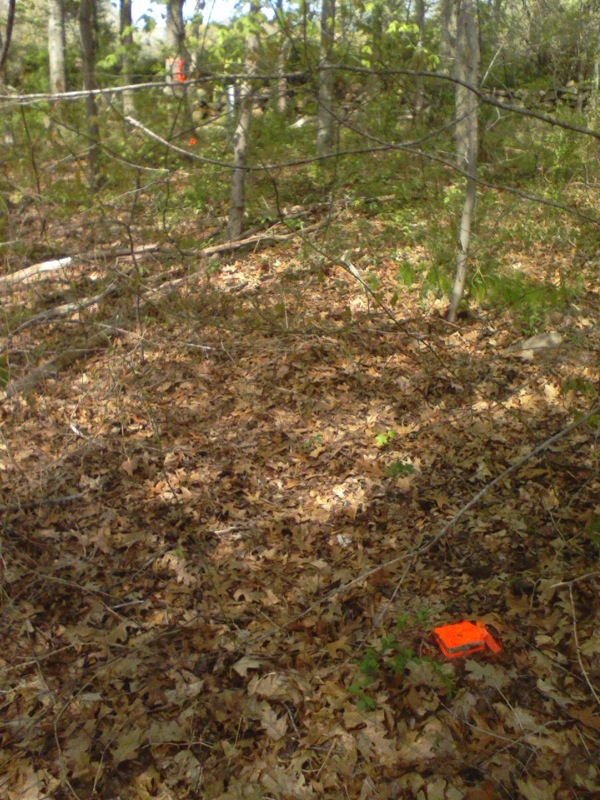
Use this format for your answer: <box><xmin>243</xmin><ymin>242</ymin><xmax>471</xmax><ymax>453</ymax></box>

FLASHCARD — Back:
<box><xmin>433</xmin><ymin>620</ymin><xmax>502</xmax><ymax>658</ymax></box>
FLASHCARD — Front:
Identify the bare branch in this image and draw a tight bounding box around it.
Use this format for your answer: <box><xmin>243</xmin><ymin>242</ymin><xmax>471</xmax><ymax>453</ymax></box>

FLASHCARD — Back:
<box><xmin>0</xmin><ymin>494</ymin><xmax>81</xmax><ymax>513</ymax></box>
<box><xmin>2</xmin><ymin>64</ymin><xmax>599</xmax><ymax>146</ymax></box>
<box><xmin>0</xmin><ymin>245</ymin><xmax>159</xmax><ymax>289</ymax></box>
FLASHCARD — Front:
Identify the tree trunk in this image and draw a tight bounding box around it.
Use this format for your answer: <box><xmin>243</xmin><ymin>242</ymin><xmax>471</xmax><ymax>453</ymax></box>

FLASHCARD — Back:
<box><xmin>438</xmin><ymin>0</ymin><xmax>455</xmax><ymax>68</ymax></box>
<box><xmin>0</xmin><ymin>0</ymin><xmax>16</xmax><ymax>77</ymax></box>
<box><xmin>590</xmin><ymin>23</ymin><xmax>600</xmax><ymax>119</ymax></box>
<box><xmin>317</xmin><ymin>0</ymin><xmax>336</xmax><ymax>157</ymax></box>
<box><xmin>166</xmin><ymin>0</ymin><xmax>186</xmax><ymax>53</ymax></box>
<box><xmin>165</xmin><ymin>0</ymin><xmax>186</xmax><ymax>96</ymax></box>
<box><xmin>276</xmin><ymin>0</ymin><xmax>287</xmax><ymax>112</ymax></box>
<box><xmin>413</xmin><ymin>0</ymin><xmax>426</xmax><ymax>119</ymax></box>
<box><xmin>78</xmin><ymin>0</ymin><xmax>101</xmax><ymax>188</ymax></box>
<box><xmin>120</xmin><ymin>0</ymin><xmax>135</xmax><ymax>116</ymax></box>
<box><xmin>454</xmin><ymin>0</ymin><xmax>478</xmax><ymax>166</ymax></box>
<box><xmin>228</xmin><ymin>2</ymin><xmax>260</xmax><ymax>240</ymax></box>
<box><xmin>165</xmin><ymin>0</ymin><xmax>195</xmax><ymax>135</ymax></box>
<box><xmin>48</xmin><ymin>0</ymin><xmax>67</xmax><ymax>94</ymax></box>
<box><xmin>448</xmin><ymin>0</ymin><xmax>479</xmax><ymax>322</ymax></box>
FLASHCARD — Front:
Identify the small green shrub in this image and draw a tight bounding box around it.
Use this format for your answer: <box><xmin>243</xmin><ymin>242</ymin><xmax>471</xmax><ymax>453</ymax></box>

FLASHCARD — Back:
<box><xmin>348</xmin><ymin>609</ymin><xmax>453</xmax><ymax>710</ymax></box>
<box><xmin>560</xmin><ymin>376</ymin><xmax>596</xmax><ymax>398</ymax></box>
<box><xmin>375</xmin><ymin>429</ymin><xmax>395</xmax><ymax>447</ymax></box>
<box><xmin>396</xmin><ymin>259</ymin><xmax>418</xmax><ymax>286</ymax></box>
<box><xmin>387</xmin><ymin>460</ymin><xmax>415</xmax><ymax>477</ymax></box>
<box><xmin>469</xmin><ymin>269</ymin><xmax>582</xmax><ymax>332</ymax></box>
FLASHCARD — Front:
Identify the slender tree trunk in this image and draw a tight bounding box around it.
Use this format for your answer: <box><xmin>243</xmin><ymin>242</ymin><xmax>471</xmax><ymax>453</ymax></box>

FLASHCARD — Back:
<box><xmin>317</xmin><ymin>0</ymin><xmax>335</xmax><ymax>156</ymax></box>
<box><xmin>120</xmin><ymin>0</ymin><xmax>135</xmax><ymax>115</ymax></box>
<box><xmin>448</xmin><ymin>0</ymin><xmax>479</xmax><ymax>322</ymax></box>
<box><xmin>228</xmin><ymin>2</ymin><xmax>260</xmax><ymax>240</ymax></box>
<box><xmin>276</xmin><ymin>0</ymin><xmax>287</xmax><ymax>112</ymax></box>
<box><xmin>590</xmin><ymin>23</ymin><xmax>600</xmax><ymax>119</ymax></box>
<box><xmin>165</xmin><ymin>0</ymin><xmax>185</xmax><ymax>98</ymax></box>
<box><xmin>0</xmin><ymin>0</ymin><xmax>16</xmax><ymax>77</ymax></box>
<box><xmin>438</xmin><ymin>0</ymin><xmax>455</xmax><ymax>68</ymax></box>
<box><xmin>48</xmin><ymin>0</ymin><xmax>67</xmax><ymax>94</ymax></box>
<box><xmin>454</xmin><ymin>0</ymin><xmax>478</xmax><ymax>165</ymax></box>
<box><xmin>366</xmin><ymin>1</ymin><xmax>383</xmax><ymax>98</ymax></box>
<box><xmin>277</xmin><ymin>47</ymin><xmax>287</xmax><ymax>112</ymax></box>
<box><xmin>79</xmin><ymin>0</ymin><xmax>101</xmax><ymax>187</ymax></box>
<box><xmin>166</xmin><ymin>0</ymin><xmax>186</xmax><ymax>53</ymax></box>
<box><xmin>414</xmin><ymin>0</ymin><xmax>426</xmax><ymax>119</ymax></box>
<box><xmin>166</xmin><ymin>0</ymin><xmax>195</xmax><ymax>135</ymax></box>
<box><xmin>228</xmin><ymin>88</ymin><xmax>252</xmax><ymax>238</ymax></box>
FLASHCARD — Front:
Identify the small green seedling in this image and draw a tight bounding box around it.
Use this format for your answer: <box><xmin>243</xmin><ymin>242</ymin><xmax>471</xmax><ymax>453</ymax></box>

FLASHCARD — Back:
<box><xmin>376</xmin><ymin>430</ymin><xmax>395</xmax><ymax>447</ymax></box>
<box><xmin>387</xmin><ymin>460</ymin><xmax>415</xmax><ymax>477</ymax></box>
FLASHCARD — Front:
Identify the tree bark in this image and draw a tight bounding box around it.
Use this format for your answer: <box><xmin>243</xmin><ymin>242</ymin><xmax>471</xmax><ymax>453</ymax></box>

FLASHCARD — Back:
<box><xmin>590</xmin><ymin>21</ymin><xmax>600</xmax><ymax>119</ymax></box>
<box><xmin>48</xmin><ymin>0</ymin><xmax>67</xmax><ymax>94</ymax></box>
<box><xmin>275</xmin><ymin>0</ymin><xmax>287</xmax><ymax>112</ymax></box>
<box><xmin>413</xmin><ymin>0</ymin><xmax>426</xmax><ymax>119</ymax></box>
<box><xmin>120</xmin><ymin>0</ymin><xmax>135</xmax><ymax>116</ymax></box>
<box><xmin>227</xmin><ymin>2</ymin><xmax>260</xmax><ymax>240</ymax></box>
<box><xmin>78</xmin><ymin>0</ymin><xmax>101</xmax><ymax>187</ymax></box>
<box><xmin>317</xmin><ymin>0</ymin><xmax>336</xmax><ymax>157</ymax></box>
<box><xmin>166</xmin><ymin>0</ymin><xmax>186</xmax><ymax>52</ymax></box>
<box><xmin>448</xmin><ymin>0</ymin><xmax>479</xmax><ymax>322</ymax></box>
<box><xmin>0</xmin><ymin>0</ymin><xmax>16</xmax><ymax>77</ymax></box>
<box><xmin>165</xmin><ymin>0</ymin><xmax>196</xmax><ymax>135</ymax></box>
<box><xmin>453</xmin><ymin>0</ymin><xmax>478</xmax><ymax>165</ymax></box>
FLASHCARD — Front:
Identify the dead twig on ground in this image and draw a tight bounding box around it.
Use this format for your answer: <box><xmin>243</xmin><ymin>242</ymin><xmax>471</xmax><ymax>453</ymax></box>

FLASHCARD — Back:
<box><xmin>0</xmin><ymin>493</ymin><xmax>81</xmax><ymax>513</ymax></box>
<box><xmin>568</xmin><ymin>584</ymin><xmax>600</xmax><ymax>707</ymax></box>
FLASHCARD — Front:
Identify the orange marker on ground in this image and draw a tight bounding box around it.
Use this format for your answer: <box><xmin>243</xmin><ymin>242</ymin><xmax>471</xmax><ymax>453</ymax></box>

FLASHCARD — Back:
<box><xmin>433</xmin><ymin>620</ymin><xmax>501</xmax><ymax>658</ymax></box>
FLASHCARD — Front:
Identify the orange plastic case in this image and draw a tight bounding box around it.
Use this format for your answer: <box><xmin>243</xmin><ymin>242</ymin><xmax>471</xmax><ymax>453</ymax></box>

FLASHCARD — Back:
<box><xmin>433</xmin><ymin>620</ymin><xmax>501</xmax><ymax>658</ymax></box>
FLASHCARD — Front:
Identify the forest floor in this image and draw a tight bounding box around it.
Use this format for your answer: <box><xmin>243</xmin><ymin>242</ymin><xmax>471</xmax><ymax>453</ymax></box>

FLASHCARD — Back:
<box><xmin>1</xmin><ymin>198</ymin><xmax>599</xmax><ymax>800</ymax></box>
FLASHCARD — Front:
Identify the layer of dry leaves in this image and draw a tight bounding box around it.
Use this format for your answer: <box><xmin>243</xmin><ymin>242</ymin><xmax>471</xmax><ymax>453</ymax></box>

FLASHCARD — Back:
<box><xmin>1</xmin><ymin>202</ymin><xmax>599</xmax><ymax>800</ymax></box>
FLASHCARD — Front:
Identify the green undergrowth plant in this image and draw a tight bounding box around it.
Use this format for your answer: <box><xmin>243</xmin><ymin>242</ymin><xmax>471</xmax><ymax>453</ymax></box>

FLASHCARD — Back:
<box><xmin>469</xmin><ymin>268</ymin><xmax>583</xmax><ymax>332</ymax></box>
<box><xmin>395</xmin><ymin>259</ymin><xmax>418</xmax><ymax>287</ymax></box>
<box><xmin>387</xmin><ymin>459</ymin><xmax>415</xmax><ymax>478</ymax></box>
<box><xmin>588</xmin><ymin>516</ymin><xmax>600</xmax><ymax>555</ymax></box>
<box><xmin>0</xmin><ymin>358</ymin><xmax>10</xmax><ymax>388</ymax></box>
<box><xmin>348</xmin><ymin>609</ymin><xmax>454</xmax><ymax>711</ymax></box>
<box><xmin>375</xmin><ymin>429</ymin><xmax>396</xmax><ymax>447</ymax></box>
<box><xmin>560</xmin><ymin>376</ymin><xmax>597</xmax><ymax>398</ymax></box>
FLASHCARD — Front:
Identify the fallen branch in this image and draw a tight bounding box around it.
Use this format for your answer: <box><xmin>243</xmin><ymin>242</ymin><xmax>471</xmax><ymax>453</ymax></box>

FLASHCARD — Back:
<box><xmin>568</xmin><ymin>585</ymin><xmax>600</xmax><ymax>706</ymax></box>
<box><xmin>0</xmin><ymin>493</ymin><xmax>81</xmax><ymax>513</ymax></box>
<box><xmin>2</xmin><ymin>219</ymin><xmax>325</xmax><ymax>294</ymax></box>
<box><xmin>3</xmin><ymin>283</ymin><xmax>118</xmax><ymax>346</ymax></box>
<box><xmin>0</xmin><ymin>245</ymin><xmax>160</xmax><ymax>289</ymax></box>
<box><xmin>182</xmin><ymin>219</ymin><xmax>328</xmax><ymax>256</ymax></box>
<box><xmin>551</xmin><ymin>572</ymin><xmax>599</xmax><ymax>588</ymax></box>
<box><xmin>2</xmin><ymin>219</ymin><xmax>328</xmax><ymax>397</ymax></box>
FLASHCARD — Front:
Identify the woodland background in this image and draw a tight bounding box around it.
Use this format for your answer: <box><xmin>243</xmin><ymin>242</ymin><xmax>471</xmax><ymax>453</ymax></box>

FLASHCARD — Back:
<box><xmin>0</xmin><ymin>0</ymin><xmax>599</xmax><ymax>798</ymax></box>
